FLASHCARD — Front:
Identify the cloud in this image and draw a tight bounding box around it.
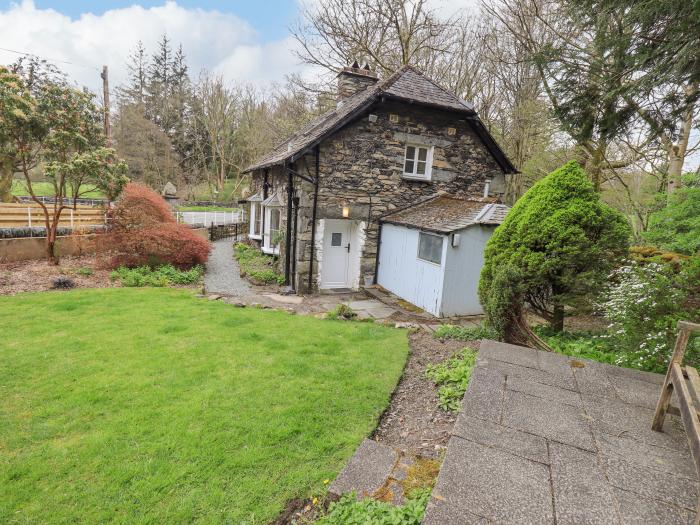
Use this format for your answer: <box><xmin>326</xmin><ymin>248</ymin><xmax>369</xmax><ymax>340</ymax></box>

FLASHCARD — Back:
<box><xmin>0</xmin><ymin>0</ymin><xmax>313</xmax><ymax>94</ymax></box>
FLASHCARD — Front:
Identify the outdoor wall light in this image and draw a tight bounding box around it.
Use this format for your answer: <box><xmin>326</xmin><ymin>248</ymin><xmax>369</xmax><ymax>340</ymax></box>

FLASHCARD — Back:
<box><xmin>342</xmin><ymin>205</ymin><xmax>350</xmax><ymax>218</ymax></box>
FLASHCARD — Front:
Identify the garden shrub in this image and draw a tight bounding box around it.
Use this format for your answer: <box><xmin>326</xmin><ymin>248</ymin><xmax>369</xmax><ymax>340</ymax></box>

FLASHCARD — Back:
<box><xmin>478</xmin><ymin>161</ymin><xmax>631</xmax><ymax>347</ymax></box>
<box><xmin>104</xmin><ymin>183</ymin><xmax>210</xmax><ymax>269</ymax></box>
<box><xmin>233</xmin><ymin>243</ymin><xmax>284</xmax><ymax>285</ymax></box>
<box><xmin>110</xmin><ymin>265</ymin><xmax>204</xmax><ymax>287</ymax></box>
<box><xmin>629</xmin><ymin>245</ymin><xmax>688</xmax><ymax>266</ymax></box>
<box><xmin>425</xmin><ymin>348</ymin><xmax>478</xmax><ymax>411</ymax></box>
<box><xmin>51</xmin><ymin>276</ymin><xmax>75</xmax><ymax>290</ymax></box>
<box><xmin>326</xmin><ymin>304</ymin><xmax>357</xmax><ymax>320</ymax></box>
<box><xmin>642</xmin><ymin>174</ymin><xmax>700</xmax><ymax>255</ymax></box>
<box><xmin>597</xmin><ymin>257</ymin><xmax>700</xmax><ymax>372</ymax></box>
<box><xmin>315</xmin><ymin>489</ymin><xmax>430</xmax><ymax>525</ymax></box>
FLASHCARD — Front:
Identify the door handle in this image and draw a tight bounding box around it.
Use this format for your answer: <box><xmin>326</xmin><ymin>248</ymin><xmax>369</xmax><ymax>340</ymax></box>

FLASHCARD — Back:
<box><xmin>346</xmin><ymin>243</ymin><xmax>350</xmax><ymax>253</ymax></box>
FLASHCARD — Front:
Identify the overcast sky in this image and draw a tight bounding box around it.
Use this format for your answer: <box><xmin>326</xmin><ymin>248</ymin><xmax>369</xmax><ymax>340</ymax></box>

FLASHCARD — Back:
<box><xmin>1</xmin><ymin>0</ymin><xmax>696</xmax><ymax>170</ymax></box>
<box><xmin>0</xmin><ymin>0</ymin><xmax>478</xmax><ymax>94</ymax></box>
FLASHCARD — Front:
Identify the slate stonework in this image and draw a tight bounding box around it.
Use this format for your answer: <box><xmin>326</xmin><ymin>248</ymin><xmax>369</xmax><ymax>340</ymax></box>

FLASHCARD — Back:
<box><xmin>249</xmin><ymin>100</ymin><xmax>503</xmax><ymax>292</ymax></box>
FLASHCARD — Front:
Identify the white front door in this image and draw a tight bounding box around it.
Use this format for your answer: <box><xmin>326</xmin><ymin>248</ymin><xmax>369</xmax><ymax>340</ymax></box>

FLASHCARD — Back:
<box><xmin>321</xmin><ymin>220</ymin><xmax>352</xmax><ymax>288</ymax></box>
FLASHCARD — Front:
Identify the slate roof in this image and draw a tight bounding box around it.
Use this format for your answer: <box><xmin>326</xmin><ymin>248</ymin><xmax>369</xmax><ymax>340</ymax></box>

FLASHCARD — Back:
<box><xmin>243</xmin><ymin>65</ymin><xmax>516</xmax><ymax>174</ymax></box>
<box><xmin>380</xmin><ymin>195</ymin><xmax>509</xmax><ymax>234</ymax></box>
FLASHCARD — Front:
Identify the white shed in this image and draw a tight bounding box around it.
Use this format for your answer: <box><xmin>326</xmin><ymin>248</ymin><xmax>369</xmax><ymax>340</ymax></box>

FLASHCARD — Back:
<box><xmin>377</xmin><ymin>196</ymin><xmax>509</xmax><ymax>317</ymax></box>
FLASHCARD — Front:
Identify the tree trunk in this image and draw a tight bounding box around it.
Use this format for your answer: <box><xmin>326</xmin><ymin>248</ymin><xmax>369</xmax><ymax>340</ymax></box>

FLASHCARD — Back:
<box><xmin>0</xmin><ymin>157</ymin><xmax>13</xmax><ymax>203</ymax></box>
<box><xmin>666</xmin><ymin>85</ymin><xmax>695</xmax><ymax>197</ymax></box>
<box><xmin>550</xmin><ymin>303</ymin><xmax>565</xmax><ymax>332</ymax></box>
<box><xmin>585</xmin><ymin>143</ymin><xmax>604</xmax><ymax>192</ymax></box>
<box><xmin>46</xmin><ymin>238</ymin><xmax>58</xmax><ymax>265</ymax></box>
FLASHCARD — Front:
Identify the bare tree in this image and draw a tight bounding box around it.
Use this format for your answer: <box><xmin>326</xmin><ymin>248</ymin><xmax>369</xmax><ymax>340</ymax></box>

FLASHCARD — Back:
<box><xmin>193</xmin><ymin>72</ymin><xmax>241</xmax><ymax>194</ymax></box>
<box><xmin>292</xmin><ymin>0</ymin><xmax>456</xmax><ymax>78</ymax></box>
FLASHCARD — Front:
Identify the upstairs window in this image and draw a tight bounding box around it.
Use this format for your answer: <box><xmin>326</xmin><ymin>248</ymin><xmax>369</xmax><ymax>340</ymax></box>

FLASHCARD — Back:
<box><xmin>403</xmin><ymin>144</ymin><xmax>433</xmax><ymax>180</ymax></box>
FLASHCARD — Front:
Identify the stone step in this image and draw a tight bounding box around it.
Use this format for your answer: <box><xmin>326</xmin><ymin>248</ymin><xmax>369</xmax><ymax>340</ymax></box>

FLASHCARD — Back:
<box><xmin>328</xmin><ymin>439</ymin><xmax>399</xmax><ymax>499</ymax></box>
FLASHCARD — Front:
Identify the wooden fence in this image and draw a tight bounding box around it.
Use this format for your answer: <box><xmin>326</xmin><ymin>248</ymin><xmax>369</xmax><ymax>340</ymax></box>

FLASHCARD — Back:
<box><xmin>0</xmin><ymin>203</ymin><xmax>106</xmax><ymax>228</ymax></box>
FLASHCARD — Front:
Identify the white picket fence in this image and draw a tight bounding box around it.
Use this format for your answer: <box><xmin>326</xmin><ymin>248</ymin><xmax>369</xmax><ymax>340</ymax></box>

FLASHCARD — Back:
<box><xmin>175</xmin><ymin>210</ymin><xmax>245</xmax><ymax>226</ymax></box>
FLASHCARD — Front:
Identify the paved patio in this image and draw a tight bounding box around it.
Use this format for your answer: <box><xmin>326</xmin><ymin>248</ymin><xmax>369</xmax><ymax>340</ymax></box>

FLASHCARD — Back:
<box><xmin>423</xmin><ymin>340</ymin><xmax>697</xmax><ymax>524</ymax></box>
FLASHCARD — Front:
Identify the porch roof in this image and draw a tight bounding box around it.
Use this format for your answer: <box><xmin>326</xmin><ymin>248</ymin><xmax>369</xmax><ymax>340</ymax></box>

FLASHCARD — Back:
<box><xmin>262</xmin><ymin>192</ymin><xmax>284</xmax><ymax>207</ymax></box>
<box><xmin>380</xmin><ymin>195</ymin><xmax>509</xmax><ymax>234</ymax></box>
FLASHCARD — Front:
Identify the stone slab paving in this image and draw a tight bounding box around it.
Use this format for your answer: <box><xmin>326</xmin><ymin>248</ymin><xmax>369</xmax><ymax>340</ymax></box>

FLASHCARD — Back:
<box><xmin>422</xmin><ymin>340</ymin><xmax>698</xmax><ymax>525</ymax></box>
<box><xmin>329</xmin><ymin>439</ymin><xmax>399</xmax><ymax>499</ymax></box>
<box><xmin>345</xmin><ymin>299</ymin><xmax>397</xmax><ymax>319</ymax></box>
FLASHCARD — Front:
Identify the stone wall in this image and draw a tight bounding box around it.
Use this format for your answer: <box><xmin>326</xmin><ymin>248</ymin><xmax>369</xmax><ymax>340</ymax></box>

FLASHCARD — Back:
<box><xmin>249</xmin><ymin>100</ymin><xmax>505</xmax><ymax>293</ymax></box>
<box><xmin>1</xmin><ymin>228</ymin><xmax>210</xmax><ymax>263</ymax></box>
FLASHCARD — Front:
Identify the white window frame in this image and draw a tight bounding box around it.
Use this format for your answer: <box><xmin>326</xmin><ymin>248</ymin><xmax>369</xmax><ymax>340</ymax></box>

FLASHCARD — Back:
<box><xmin>417</xmin><ymin>231</ymin><xmax>443</xmax><ymax>265</ymax></box>
<box><xmin>262</xmin><ymin>207</ymin><xmax>281</xmax><ymax>255</ymax></box>
<box><xmin>249</xmin><ymin>202</ymin><xmax>262</xmax><ymax>239</ymax></box>
<box><xmin>402</xmin><ymin>144</ymin><xmax>434</xmax><ymax>181</ymax></box>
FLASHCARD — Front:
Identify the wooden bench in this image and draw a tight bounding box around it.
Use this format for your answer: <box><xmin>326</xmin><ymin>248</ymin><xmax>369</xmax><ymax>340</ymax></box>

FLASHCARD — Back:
<box><xmin>652</xmin><ymin>320</ymin><xmax>700</xmax><ymax>524</ymax></box>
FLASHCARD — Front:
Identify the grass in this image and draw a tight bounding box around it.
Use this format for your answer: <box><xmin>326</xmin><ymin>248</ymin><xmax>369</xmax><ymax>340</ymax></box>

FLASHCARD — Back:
<box><xmin>433</xmin><ymin>324</ymin><xmax>498</xmax><ymax>341</ymax></box>
<box><xmin>190</xmin><ymin>179</ymin><xmax>240</xmax><ymax>203</ymax></box>
<box><xmin>0</xmin><ymin>288</ymin><xmax>409</xmax><ymax>524</ymax></box>
<box><xmin>12</xmin><ymin>179</ymin><xmax>104</xmax><ymax>198</ymax></box>
<box><xmin>234</xmin><ymin>242</ymin><xmax>284</xmax><ymax>285</ymax></box>
<box><xmin>109</xmin><ymin>265</ymin><xmax>204</xmax><ymax>287</ymax></box>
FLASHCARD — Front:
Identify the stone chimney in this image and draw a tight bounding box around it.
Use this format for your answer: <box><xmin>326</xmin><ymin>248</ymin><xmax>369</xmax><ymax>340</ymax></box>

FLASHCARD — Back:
<box><xmin>337</xmin><ymin>61</ymin><xmax>378</xmax><ymax>100</ymax></box>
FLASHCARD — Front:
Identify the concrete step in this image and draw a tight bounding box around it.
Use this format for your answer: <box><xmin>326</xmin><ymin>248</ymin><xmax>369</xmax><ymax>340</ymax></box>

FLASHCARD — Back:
<box><xmin>329</xmin><ymin>439</ymin><xmax>399</xmax><ymax>499</ymax></box>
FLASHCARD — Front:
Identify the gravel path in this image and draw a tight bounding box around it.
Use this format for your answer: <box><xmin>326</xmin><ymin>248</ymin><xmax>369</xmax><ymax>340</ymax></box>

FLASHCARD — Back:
<box><xmin>204</xmin><ymin>239</ymin><xmax>252</xmax><ymax>297</ymax></box>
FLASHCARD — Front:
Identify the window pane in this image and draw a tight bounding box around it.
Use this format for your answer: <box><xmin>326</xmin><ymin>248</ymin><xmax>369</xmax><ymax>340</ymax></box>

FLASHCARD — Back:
<box><xmin>416</xmin><ymin>161</ymin><xmax>426</xmax><ymax>175</ymax></box>
<box><xmin>254</xmin><ymin>204</ymin><xmax>261</xmax><ymax>234</ymax></box>
<box><xmin>418</xmin><ymin>232</ymin><xmax>442</xmax><ymax>264</ymax></box>
<box><xmin>331</xmin><ymin>232</ymin><xmax>342</xmax><ymax>246</ymax></box>
<box><xmin>417</xmin><ymin>147</ymin><xmax>428</xmax><ymax>161</ymax></box>
<box><xmin>404</xmin><ymin>159</ymin><xmax>414</xmax><ymax>173</ymax></box>
<box><xmin>406</xmin><ymin>146</ymin><xmax>416</xmax><ymax>160</ymax></box>
<box><xmin>270</xmin><ymin>209</ymin><xmax>280</xmax><ymax>229</ymax></box>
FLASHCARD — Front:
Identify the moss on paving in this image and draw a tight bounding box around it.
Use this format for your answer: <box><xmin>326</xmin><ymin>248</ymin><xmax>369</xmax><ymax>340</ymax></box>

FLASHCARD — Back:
<box><xmin>0</xmin><ymin>288</ymin><xmax>409</xmax><ymax>524</ymax></box>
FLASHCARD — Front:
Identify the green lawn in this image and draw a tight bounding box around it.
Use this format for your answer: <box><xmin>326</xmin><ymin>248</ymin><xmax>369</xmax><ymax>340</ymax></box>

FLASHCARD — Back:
<box><xmin>11</xmin><ymin>179</ymin><xmax>104</xmax><ymax>198</ymax></box>
<box><xmin>0</xmin><ymin>288</ymin><xmax>408</xmax><ymax>524</ymax></box>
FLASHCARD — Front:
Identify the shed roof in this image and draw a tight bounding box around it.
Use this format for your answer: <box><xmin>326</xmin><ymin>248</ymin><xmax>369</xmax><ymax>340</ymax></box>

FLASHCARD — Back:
<box><xmin>380</xmin><ymin>195</ymin><xmax>510</xmax><ymax>234</ymax></box>
<box><xmin>243</xmin><ymin>65</ymin><xmax>516</xmax><ymax>174</ymax></box>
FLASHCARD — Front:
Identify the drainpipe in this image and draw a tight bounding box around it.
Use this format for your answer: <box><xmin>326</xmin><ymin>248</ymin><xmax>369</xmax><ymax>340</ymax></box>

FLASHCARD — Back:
<box><xmin>262</xmin><ymin>169</ymin><xmax>269</xmax><ymax>237</ymax></box>
<box><xmin>308</xmin><ymin>146</ymin><xmax>320</xmax><ymax>292</ymax></box>
<box><xmin>284</xmin><ymin>163</ymin><xmax>294</xmax><ymax>288</ymax></box>
<box><xmin>292</xmin><ymin>191</ymin><xmax>299</xmax><ymax>291</ymax></box>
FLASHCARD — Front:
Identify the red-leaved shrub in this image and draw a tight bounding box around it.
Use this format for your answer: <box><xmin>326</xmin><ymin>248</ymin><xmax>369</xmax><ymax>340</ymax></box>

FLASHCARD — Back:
<box><xmin>102</xmin><ymin>182</ymin><xmax>210</xmax><ymax>269</ymax></box>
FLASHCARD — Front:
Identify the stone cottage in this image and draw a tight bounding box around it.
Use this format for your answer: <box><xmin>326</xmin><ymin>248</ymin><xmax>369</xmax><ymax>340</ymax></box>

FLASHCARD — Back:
<box><xmin>243</xmin><ymin>63</ymin><xmax>516</xmax><ymax>315</ymax></box>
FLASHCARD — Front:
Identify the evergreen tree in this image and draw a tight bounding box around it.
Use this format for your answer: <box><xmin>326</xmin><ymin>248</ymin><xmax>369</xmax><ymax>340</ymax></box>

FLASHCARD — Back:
<box><xmin>478</xmin><ymin>161</ymin><xmax>631</xmax><ymax>346</ymax></box>
<box><xmin>146</xmin><ymin>34</ymin><xmax>173</xmax><ymax>130</ymax></box>
<box><xmin>119</xmin><ymin>41</ymin><xmax>148</xmax><ymax>107</ymax></box>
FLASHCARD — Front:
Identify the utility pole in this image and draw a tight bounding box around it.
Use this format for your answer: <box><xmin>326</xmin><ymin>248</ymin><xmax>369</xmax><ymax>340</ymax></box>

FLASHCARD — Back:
<box><xmin>101</xmin><ymin>65</ymin><xmax>112</xmax><ymax>147</ymax></box>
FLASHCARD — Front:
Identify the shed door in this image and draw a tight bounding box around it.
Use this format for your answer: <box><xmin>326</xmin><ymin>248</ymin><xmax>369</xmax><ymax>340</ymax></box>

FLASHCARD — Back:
<box><xmin>377</xmin><ymin>224</ymin><xmax>445</xmax><ymax>316</ymax></box>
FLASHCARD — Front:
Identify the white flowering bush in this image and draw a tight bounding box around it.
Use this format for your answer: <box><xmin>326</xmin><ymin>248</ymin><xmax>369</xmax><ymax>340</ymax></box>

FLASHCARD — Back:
<box><xmin>598</xmin><ymin>261</ymin><xmax>698</xmax><ymax>372</ymax></box>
